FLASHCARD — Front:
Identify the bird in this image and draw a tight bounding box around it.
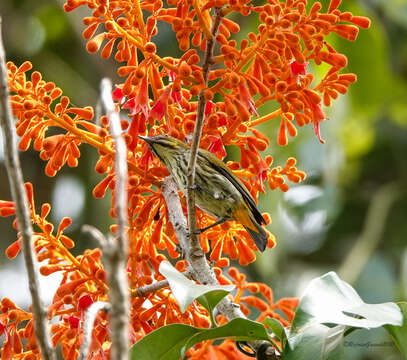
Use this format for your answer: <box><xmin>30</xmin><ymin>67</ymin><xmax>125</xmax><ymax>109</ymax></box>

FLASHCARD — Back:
<box><xmin>138</xmin><ymin>134</ymin><xmax>268</xmax><ymax>252</ymax></box>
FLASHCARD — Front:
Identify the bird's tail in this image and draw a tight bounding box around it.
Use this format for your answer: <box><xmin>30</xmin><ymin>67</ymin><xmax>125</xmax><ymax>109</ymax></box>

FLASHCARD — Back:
<box><xmin>232</xmin><ymin>206</ymin><xmax>268</xmax><ymax>252</ymax></box>
<box><xmin>243</xmin><ymin>223</ymin><xmax>268</xmax><ymax>252</ymax></box>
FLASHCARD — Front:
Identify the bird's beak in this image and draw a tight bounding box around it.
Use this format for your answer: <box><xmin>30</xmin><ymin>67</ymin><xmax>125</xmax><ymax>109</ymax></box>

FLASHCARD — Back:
<box><xmin>138</xmin><ymin>135</ymin><xmax>152</xmax><ymax>143</ymax></box>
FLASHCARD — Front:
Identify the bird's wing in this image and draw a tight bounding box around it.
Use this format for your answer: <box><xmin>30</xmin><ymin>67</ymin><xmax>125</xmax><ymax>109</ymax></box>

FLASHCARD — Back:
<box><xmin>198</xmin><ymin>149</ymin><xmax>266</xmax><ymax>225</ymax></box>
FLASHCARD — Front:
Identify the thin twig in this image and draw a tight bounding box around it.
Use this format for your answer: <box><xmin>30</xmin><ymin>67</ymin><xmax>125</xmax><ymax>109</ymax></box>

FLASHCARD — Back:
<box><xmin>132</xmin><ymin>280</ymin><xmax>169</xmax><ymax>297</ymax></box>
<box><xmin>163</xmin><ymin>10</ymin><xmax>280</xmax><ymax>358</ymax></box>
<box><xmin>0</xmin><ymin>18</ymin><xmax>57</xmax><ymax>360</ymax></box>
<box><xmin>186</xmin><ymin>7</ymin><xmax>223</xmax><ymax>255</ymax></box>
<box><xmin>338</xmin><ymin>182</ymin><xmax>400</xmax><ymax>284</ymax></box>
<box><xmin>132</xmin><ymin>268</ymin><xmax>196</xmax><ymax>297</ymax></box>
<box><xmin>82</xmin><ymin>224</ymin><xmax>107</xmax><ymax>248</ymax></box>
<box><xmin>100</xmin><ymin>79</ymin><xmax>128</xmax><ymax>257</ymax></box>
<box><xmin>78</xmin><ymin>301</ymin><xmax>110</xmax><ymax>360</ymax></box>
<box><xmin>131</xmin><ymin>265</ymin><xmax>196</xmax><ymax>296</ymax></box>
<box><xmin>175</xmin><ymin>3</ymin><xmax>248</xmax><ymax>324</ymax></box>
<box><xmin>100</xmin><ymin>78</ymin><xmax>130</xmax><ymax>360</ymax></box>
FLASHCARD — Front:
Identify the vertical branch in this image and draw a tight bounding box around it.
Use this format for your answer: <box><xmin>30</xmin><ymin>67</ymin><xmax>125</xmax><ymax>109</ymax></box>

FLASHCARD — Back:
<box><xmin>186</xmin><ymin>8</ymin><xmax>223</xmax><ymax>253</ymax></box>
<box><xmin>0</xmin><ymin>18</ymin><xmax>57</xmax><ymax>360</ymax></box>
<box><xmin>100</xmin><ymin>78</ymin><xmax>130</xmax><ymax>360</ymax></box>
<box><xmin>163</xmin><ymin>12</ymin><xmax>278</xmax><ymax>358</ymax></box>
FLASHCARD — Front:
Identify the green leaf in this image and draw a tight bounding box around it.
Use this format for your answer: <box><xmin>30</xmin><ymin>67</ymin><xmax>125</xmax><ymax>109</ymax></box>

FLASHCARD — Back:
<box><xmin>129</xmin><ymin>318</ymin><xmax>270</xmax><ymax>360</ymax></box>
<box><xmin>291</xmin><ymin>271</ymin><xmax>403</xmax><ymax>331</ymax></box>
<box><xmin>181</xmin><ymin>318</ymin><xmax>271</xmax><ymax>357</ymax></box>
<box><xmin>284</xmin><ymin>324</ymin><xmax>346</xmax><ymax>360</ymax></box>
<box><xmin>385</xmin><ymin>302</ymin><xmax>407</xmax><ymax>359</ymax></box>
<box><xmin>159</xmin><ymin>261</ymin><xmax>234</xmax><ymax>313</ymax></box>
<box><xmin>195</xmin><ymin>292</ymin><xmax>230</xmax><ymax>324</ymax></box>
<box><xmin>283</xmin><ymin>272</ymin><xmax>404</xmax><ymax>359</ymax></box>
<box><xmin>264</xmin><ymin>317</ymin><xmax>287</xmax><ymax>345</ymax></box>
<box><xmin>129</xmin><ymin>324</ymin><xmax>198</xmax><ymax>360</ymax></box>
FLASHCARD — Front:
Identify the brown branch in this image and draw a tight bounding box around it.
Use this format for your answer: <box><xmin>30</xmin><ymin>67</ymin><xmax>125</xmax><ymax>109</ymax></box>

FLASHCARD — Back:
<box><xmin>100</xmin><ymin>78</ymin><xmax>130</xmax><ymax>360</ymax></box>
<box><xmin>163</xmin><ymin>10</ymin><xmax>280</xmax><ymax>358</ymax></box>
<box><xmin>132</xmin><ymin>280</ymin><xmax>169</xmax><ymax>297</ymax></box>
<box><xmin>178</xmin><ymin>3</ymin><xmax>249</xmax><ymax>322</ymax></box>
<box><xmin>82</xmin><ymin>225</ymin><xmax>107</xmax><ymax>247</ymax></box>
<box><xmin>131</xmin><ymin>268</ymin><xmax>196</xmax><ymax>297</ymax></box>
<box><xmin>0</xmin><ymin>18</ymin><xmax>57</xmax><ymax>360</ymax></box>
<box><xmin>186</xmin><ymin>7</ymin><xmax>223</xmax><ymax>256</ymax></box>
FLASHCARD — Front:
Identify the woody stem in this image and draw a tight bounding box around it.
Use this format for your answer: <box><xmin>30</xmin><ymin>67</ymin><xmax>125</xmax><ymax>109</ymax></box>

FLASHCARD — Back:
<box><xmin>0</xmin><ymin>18</ymin><xmax>57</xmax><ymax>360</ymax></box>
<box><xmin>186</xmin><ymin>7</ymin><xmax>223</xmax><ymax>254</ymax></box>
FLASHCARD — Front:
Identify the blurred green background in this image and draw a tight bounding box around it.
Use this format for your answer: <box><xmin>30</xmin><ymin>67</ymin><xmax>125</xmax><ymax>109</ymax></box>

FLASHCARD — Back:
<box><xmin>0</xmin><ymin>0</ymin><xmax>406</xmax><ymax>359</ymax></box>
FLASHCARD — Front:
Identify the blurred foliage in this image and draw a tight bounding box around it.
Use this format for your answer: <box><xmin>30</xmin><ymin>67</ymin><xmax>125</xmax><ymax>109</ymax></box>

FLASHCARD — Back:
<box><xmin>0</xmin><ymin>0</ymin><xmax>406</xmax><ymax>359</ymax></box>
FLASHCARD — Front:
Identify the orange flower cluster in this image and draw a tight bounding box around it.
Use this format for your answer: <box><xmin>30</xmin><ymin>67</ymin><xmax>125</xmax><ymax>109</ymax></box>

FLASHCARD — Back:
<box><xmin>5</xmin><ymin>0</ymin><xmax>371</xmax><ymax>268</ymax></box>
<box><xmin>0</xmin><ymin>186</ymin><xmax>210</xmax><ymax>359</ymax></box>
<box><xmin>1</xmin><ymin>0</ymin><xmax>370</xmax><ymax>358</ymax></box>
<box><xmin>0</xmin><ymin>298</ymin><xmax>35</xmax><ymax>360</ymax></box>
<box><xmin>7</xmin><ymin>60</ymin><xmax>304</xmax><ymax>265</ymax></box>
<box><xmin>64</xmin><ymin>0</ymin><xmax>370</xmax><ymax>146</ymax></box>
<box><xmin>1</xmin><ymin>184</ymin><xmax>108</xmax><ymax>359</ymax></box>
<box><xmin>217</xmin><ymin>267</ymin><xmax>298</xmax><ymax>327</ymax></box>
<box><xmin>8</xmin><ymin>61</ymin><xmax>103</xmax><ymax>177</ymax></box>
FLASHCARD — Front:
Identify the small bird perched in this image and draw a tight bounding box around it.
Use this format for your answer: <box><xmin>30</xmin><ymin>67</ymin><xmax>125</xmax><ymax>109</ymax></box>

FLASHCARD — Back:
<box><xmin>138</xmin><ymin>135</ymin><xmax>268</xmax><ymax>252</ymax></box>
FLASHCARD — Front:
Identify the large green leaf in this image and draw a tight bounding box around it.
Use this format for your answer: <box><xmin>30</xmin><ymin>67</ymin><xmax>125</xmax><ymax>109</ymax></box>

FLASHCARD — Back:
<box><xmin>284</xmin><ymin>324</ymin><xmax>346</xmax><ymax>360</ymax></box>
<box><xmin>129</xmin><ymin>324</ymin><xmax>198</xmax><ymax>360</ymax></box>
<box><xmin>264</xmin><ymin>317</ymin><xmax>287</xmax><ymax>347</ymax></box>
<box><xmin>291</xmin><ymin>272</ymin><xmax>403</xmax><ymax>330</ymax></box>
<box><xmin>283</xmin><ymin>272</ymin><xmax>404</xmax><ymax>359</ymax></box>
<box><xmin>129</xmin><ymin>318</ymin><xmax>270</xmax><ymax>360</ymax></box>
<box><xmin>180</xmin><ymin>318</ymin><xmax>270</xmax><ymax>357</ymax></box>
<box><xmin>385</xmin><ymin>302</ymin><xmax>407</xmax><ymax>359</ymax></box>
<box><xmin>159</xmin><ymin>261</ymin><xmax>235</xmax><ymax>314</ymax></box>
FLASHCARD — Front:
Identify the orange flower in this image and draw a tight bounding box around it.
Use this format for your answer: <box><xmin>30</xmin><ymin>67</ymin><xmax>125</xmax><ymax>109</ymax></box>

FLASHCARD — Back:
<box><xmin>311</xmin><ymin>103</ymin><xmax>327</xmax><ymax>144</ymax></box>
<box><xmin>149</xmin><ymin>87</ymin><xmax>172</xmax><ymax>122</ymax></box>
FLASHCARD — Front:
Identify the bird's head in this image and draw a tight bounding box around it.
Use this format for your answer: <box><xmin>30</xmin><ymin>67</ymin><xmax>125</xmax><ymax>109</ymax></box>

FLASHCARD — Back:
<box><xmin>138</xmin><ymin>135</ymin><xmax>187</xmax><ymax>163</ymax></box>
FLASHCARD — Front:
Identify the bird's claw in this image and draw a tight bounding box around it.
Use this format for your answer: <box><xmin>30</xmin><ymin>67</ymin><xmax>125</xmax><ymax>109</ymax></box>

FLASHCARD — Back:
<box><xmin>191</xmin><ymin>229</ymin><xmax>203</xmax><ymax>236</ymax></box>
<box><xmin>175</xmin><ymin>244</ymin><xmax>185</xmax><ymax>258</ymax></box>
